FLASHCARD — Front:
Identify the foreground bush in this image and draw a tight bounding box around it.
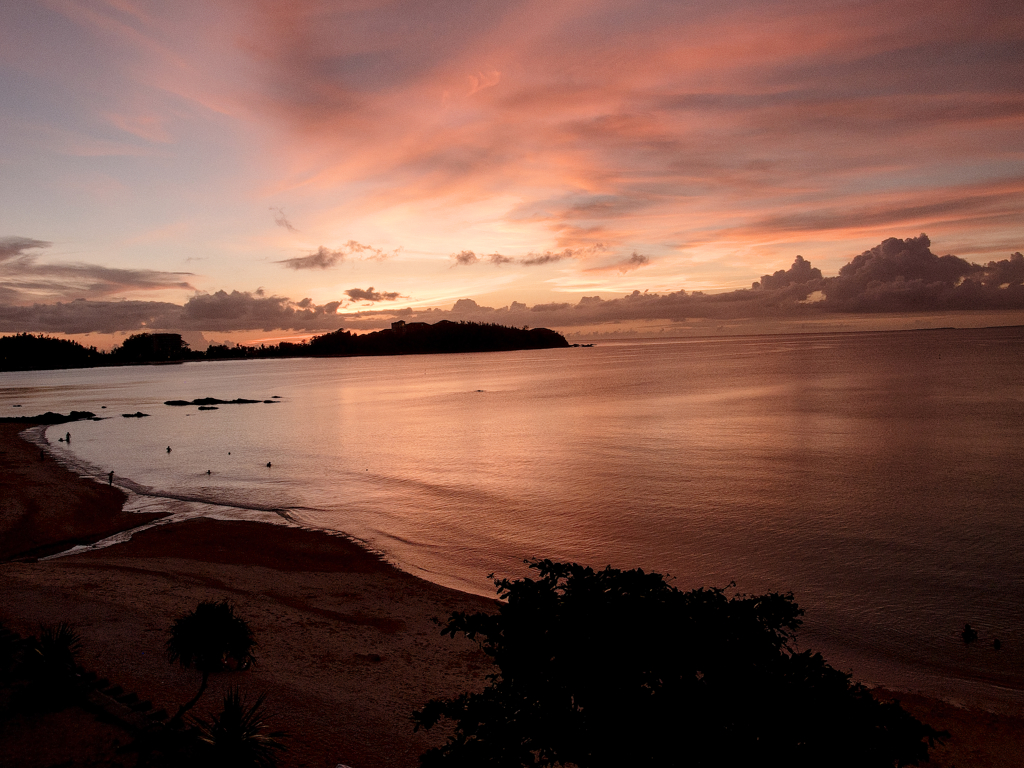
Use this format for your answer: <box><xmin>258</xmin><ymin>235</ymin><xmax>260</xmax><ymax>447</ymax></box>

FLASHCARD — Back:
<box><xmin>414</xmin><ymin>560</ymin><xmax>943</xmax><ymax>768</ymax></box>
<box><xmin>193</xmin><ymin>687</ymin><xmax>287</xmax><ymax>768</ymax></box>
<box><xmin>21</xmin><ymin>622</ymin><xmax>86</xmax><ymax>711</ymax></box>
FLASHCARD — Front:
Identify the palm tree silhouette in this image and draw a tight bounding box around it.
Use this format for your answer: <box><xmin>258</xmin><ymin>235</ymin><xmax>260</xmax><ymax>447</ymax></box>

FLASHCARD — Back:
<box><xmin>165</xmin><ymin>600</ymin><xmax>256</xmax><ymax>725</ymax></box>
<box><xmin>194</xmin><ymin>687</ymin><xmax>287</xmax><ymax>767</ymax></box>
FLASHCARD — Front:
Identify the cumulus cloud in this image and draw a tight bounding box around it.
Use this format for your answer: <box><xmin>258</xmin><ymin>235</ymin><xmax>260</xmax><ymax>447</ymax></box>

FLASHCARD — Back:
<box><xmin>344</xmin><ymin>287</ymin><xmax>403</xmax><ymax>302</ymax></box>
<box><xmin>179</xmin><ymin>290</ymin><xmax>347</xmax><ymax>331</ymax></box>
<box><xmin>982</xmin><ymin>252</ymin><xmax>1024</xmax><ymax>287</ymax></box>
<box><xmin>756</xmin><ymin>255</ymin><xmax>823</xmax><ymax>290</ymax></box>
<box><xmin>819</xmin><ymin>237</ymin><xmax>978</xmax><ymax>315</ymax></box>
<box><xmin>451</xmin><ymin>250</ymin><xmax>479</xmax><ymax>266</ymax></box>
<box><xmin>820</xmin><ymin>234</ymin><xmax>1008</xmax><ymax>312</ymax></box>
<box><xmin>619</xmin><ymin>252</ymin><xmax>650</xmax><ymax>272</ymax></box>
<box><xmin>277</xmin><ymin>240</ymin><xmax>396</xmax><ymax>269</ymax></box>
<box><xmin>2</xmin><ymin>234</ymin><xmax>1022</xmax><ymax>337</ymax></box>
<box><xmin>0</xmin><ymin>299</ymin><xmax>184</xmax><ymax>335</ymax></box>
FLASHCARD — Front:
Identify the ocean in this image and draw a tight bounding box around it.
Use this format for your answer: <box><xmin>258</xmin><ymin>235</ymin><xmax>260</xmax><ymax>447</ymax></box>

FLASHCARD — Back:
<box><xmin>4</xmin><ymin>326</ymin><xmax>1024</xmax><ymax>711</ymax></box>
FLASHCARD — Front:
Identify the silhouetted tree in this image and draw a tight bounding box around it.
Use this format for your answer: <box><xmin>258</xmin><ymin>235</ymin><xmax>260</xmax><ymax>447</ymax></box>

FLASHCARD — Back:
<box><xmin>113</xmin><ymin>332</ymin><xmax>195</xmax><ymax>363</ymax></box>
<box><xmin>166</xmin><ymin>601</ymin><xmax>257</xmax><ymax>725</ymax></box>
<box><xmin>193</xmin><ymin>687</ymin><xmax>287</xmax><ymax>768</ymax></box>
<box><xmin>0</xmin><ymin>333</ymin><xmax>106</xmax><ymax>371</ymax></box>
<box><xmin>21</xmin><ymin>622</ymin><xmax>86</xmax><ymax>711</ymax></box>
<box><xmin>413</xmin><ymin>560</ymin><xmax>943</xmax><ymax>768</ymax></box>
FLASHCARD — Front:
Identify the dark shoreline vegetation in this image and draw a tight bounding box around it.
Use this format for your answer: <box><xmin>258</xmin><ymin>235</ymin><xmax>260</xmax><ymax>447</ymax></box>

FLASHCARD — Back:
<box><xmin>0</xmin><ymin>561</ymin><xmax>945</xmax><ymax>768</ymax></box>
<box><xmin>413</xmin><ymin>561</ymin><xmax>945</xmax><ymax>768</ymax></box>
<box><xmin>0</xmin><ymin>320</ymin><xmax>570</xmax><ymax>373</ymax></box>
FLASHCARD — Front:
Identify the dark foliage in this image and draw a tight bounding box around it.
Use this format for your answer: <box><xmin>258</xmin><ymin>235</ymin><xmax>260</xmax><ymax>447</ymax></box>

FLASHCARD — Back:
<box><xmin>111</xmin><ymin>332</ymin><xmax>199</xmax><ymax>363</ymax></box>
<box><xmin>0</xmin><ymin>333</ymin><xmax>105</xmax><ymax>371</ymax></box>
<box><xmin>166</xmin><ymin>600</ymin><xmax>257</xmax><ymax>723</ymax></box>
<box><xmin>193</xmin><ymin>688</ymin><xmax>288</xmax><ymax>768</ymax></box>
<box><xmin>0</xmin><ymin>321</ymin><xmax>569</xmax><ymax>371</ymax></box>
<box><xmin>19</xmin><ymin>622</ymin><xmax>86</xmax><ymax>711</ymax></box>
<box><xmin>413</xmin><ymin>560</ymin><xmax>944</xmax><ymax>768</ymax></box>
<box><xmin>247</xmin><ymin>320</ymin><xmax>569</xmax><ymax>359</ymax></box>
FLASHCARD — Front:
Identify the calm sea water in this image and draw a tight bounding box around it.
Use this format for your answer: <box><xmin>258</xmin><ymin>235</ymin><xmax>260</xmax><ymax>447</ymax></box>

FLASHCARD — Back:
<box><xmin>3</xmin><ymin>327</ymin><xmax>1024</xmax><ymax>710</ymax></box>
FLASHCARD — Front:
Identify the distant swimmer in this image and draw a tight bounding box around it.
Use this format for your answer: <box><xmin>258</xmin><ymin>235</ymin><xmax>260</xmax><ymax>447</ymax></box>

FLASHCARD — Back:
<box><xmin>167</xmin><ymin>446</ymin><xmax>172</xmax><ymax>453</ymax></box>
<box><xmin>961</xmin><ymin>623</ymin><xmax>978</xmax><ymax>644</ymax></box>
<box><xmin>207</xmin><ymin>469</ymin><xmax>211</xmax><ymax>475</ymax></box>
<box><xmin>108</xmin><ymin>471</ymin><xmax>114</xmax><ymax>485</ymax></box>
<box><xmin>266</xmin><ymin>461</ymin><xmax>272</xmax><ymax>468</ymax></box>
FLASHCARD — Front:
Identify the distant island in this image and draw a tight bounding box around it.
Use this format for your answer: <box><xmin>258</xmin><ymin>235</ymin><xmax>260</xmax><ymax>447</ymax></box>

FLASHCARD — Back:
<box><xmin>0</xmin><ymin>320</ymin><xmax>570</xmax><ymax>372</ymax></box>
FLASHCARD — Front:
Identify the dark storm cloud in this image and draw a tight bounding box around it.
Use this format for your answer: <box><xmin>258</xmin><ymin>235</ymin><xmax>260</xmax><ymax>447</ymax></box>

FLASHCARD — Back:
<box><xmin>344</xmin><ymin>287</ymin><xmax>403</xmax><ymax>302</ymax></box>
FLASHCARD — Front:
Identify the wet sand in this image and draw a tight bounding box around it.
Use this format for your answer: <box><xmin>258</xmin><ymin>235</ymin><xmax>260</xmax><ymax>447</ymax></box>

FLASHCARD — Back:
<box><xmin>0</xmin><ymin>423</ymin><xmax>1021</xmax><ymax>767</ymax></box>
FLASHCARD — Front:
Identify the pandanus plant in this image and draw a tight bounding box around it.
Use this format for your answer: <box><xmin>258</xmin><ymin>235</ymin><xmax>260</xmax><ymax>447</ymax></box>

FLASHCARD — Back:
<box><xmin>165</xmin><ymin>600</ymin><xmax>256</xmax><ymax>725</ymax></box>
<box><xmin>194</xmin><ymin>687</ymin><xmax>287</xmax><ymax>768</ymax></box>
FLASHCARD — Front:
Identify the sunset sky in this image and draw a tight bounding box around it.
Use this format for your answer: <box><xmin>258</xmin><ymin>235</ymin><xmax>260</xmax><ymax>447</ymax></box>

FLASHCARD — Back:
<box><xmin>2</xmin><ymin>0</ymin><xmax>1022</xmax><ymax>346</ymax></box>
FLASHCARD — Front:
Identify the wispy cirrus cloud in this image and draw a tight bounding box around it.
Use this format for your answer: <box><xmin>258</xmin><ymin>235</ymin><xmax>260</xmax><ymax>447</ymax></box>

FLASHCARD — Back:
<box><xmin>2</xmin><ymin>0</ymin><xmax>1022</xmax><ymax>332</ymax></box>
<box><xmin>450</xmin><ymin>245</ymin><xmax>607</xmax><ymax>267</ymax></box>
<box><xmin>235</xmin><ymin>0</ymin><xmax>1024</xmax><ymax>273</ymax></box>
<box><xmin>0</xmin><ymin>236</ymin><xmax>195</xmax><ymax>303</ymax></box>
<box><xmin>344</xmin><ymin>286</ymin><xmax>404</xmax><ymax>303</ymax></box>
<box><xmin>583</xmin><ymin>252</ymin><xmax>651</xmax><ymax>274</ymax></box>
<box><xmin>0</xmin><ymin>237</ymin><xmax>51</xmax><ymax>262</ymax></box>
<box><xmin>277</xmin><ymin>240</ymin><xmax>398</xmax><ymax>269</ymax></box>
<box><xmin>271</xmin><ymin>206</ymin><xmax>298</xmax><ymax>232</ymax></box>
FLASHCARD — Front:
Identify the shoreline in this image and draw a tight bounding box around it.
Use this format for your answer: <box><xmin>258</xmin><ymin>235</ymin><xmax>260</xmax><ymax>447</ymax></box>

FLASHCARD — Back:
<box><xmin>1</xmin><ymin>424</ymin><xmax>497</xmax><ymax>767</ymax></box>
<box><xmin>1</xmin><ymin>426</ymin><xmax>1022</xmax><ymax>766</ymax></box>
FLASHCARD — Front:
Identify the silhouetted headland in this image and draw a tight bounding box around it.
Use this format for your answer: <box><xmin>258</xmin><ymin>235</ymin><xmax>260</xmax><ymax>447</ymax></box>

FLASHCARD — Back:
<box><xmin>0</xmin><ymin>320</ymin><xmax>570</xmax><ymax>372</ymax></box>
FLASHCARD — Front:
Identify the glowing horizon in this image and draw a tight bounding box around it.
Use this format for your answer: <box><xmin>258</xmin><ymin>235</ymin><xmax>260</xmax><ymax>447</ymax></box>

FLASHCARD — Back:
<box><xmin>1</xmin><ymin>0</ymin><xmax>1022</xmax><ymax>345</ymax></box>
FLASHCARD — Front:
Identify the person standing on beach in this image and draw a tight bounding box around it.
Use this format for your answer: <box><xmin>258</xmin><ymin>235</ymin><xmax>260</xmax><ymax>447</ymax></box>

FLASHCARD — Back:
<box><xmin>108</xmin><ymin>471</ymin><xmax>114</xmax><ymax>485</ymax></box>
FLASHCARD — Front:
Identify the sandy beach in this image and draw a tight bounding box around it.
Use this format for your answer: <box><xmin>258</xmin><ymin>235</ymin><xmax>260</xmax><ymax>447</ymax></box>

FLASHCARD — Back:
<box><xmin>1</xmin><ymin>422</ymin><xmax>1022</xmax><ymax>767</ymax></box>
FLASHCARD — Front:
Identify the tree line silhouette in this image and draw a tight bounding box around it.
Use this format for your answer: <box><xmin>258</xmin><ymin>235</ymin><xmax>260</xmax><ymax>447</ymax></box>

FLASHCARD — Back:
<box><xmin>0</xmin><ymin>321</ymin><xmax>569</xmax><ymax>372</ymax></box>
